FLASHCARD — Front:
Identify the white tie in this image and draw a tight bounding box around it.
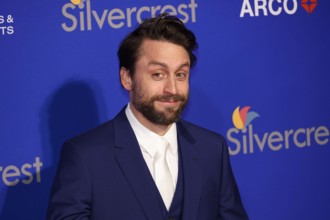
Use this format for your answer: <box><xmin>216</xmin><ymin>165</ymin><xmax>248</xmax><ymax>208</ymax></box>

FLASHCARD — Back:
<box><xmin>154</xmin><ymin>138</ymin><xmax>174</xmax><ymax>210</ymax></box>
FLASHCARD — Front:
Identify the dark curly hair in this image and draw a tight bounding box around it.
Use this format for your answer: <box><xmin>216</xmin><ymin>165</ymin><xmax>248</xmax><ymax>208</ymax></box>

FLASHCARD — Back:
<box><xmin>117</xmin><ymin>13</ymin><xmax>198</xmax><ymax>76</ymax></box>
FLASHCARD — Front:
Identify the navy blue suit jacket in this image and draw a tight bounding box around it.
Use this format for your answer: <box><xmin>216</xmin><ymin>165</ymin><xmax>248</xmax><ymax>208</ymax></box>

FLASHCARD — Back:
<box><xmin>47</xmin><ymin>108</ymin><xmax>248</xmax><ymax>220</ymax></box>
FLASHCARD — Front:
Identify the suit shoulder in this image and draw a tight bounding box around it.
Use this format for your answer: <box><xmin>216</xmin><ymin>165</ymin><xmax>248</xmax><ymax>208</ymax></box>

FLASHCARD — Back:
<box><xmin>178</xmin><ymin>120</ymin><xmax>229</xmax><ymax>161</ymax></box>
<box><xmin>178</xmin><ymin>120</ymin><xmax>225</xmax><ymax>142</ymax></box>
<box><xmin>67</xmin><ymin>119</ymin><xmax>115</xmax><ymax>148</ymax></box>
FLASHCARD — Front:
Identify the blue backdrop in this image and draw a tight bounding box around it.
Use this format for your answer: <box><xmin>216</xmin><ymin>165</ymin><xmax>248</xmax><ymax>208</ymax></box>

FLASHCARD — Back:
<box><xmin>1</xmin><ymin>0</ymin><xmax>329</xmax><ymax>219</ymax></box>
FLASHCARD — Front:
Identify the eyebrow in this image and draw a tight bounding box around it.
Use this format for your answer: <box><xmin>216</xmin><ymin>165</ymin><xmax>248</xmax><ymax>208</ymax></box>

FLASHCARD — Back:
<box><xmin>147</xmin><ymin>61</ymin><xmax>190</xmax><ymax>70</ymax></box>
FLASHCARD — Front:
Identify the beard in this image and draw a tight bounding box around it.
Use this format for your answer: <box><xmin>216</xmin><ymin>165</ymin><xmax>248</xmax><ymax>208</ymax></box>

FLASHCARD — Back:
<box><xmin>131</xmin><ymin>85</ymin><xmax>188</xmax><ymax>126</ymax></box>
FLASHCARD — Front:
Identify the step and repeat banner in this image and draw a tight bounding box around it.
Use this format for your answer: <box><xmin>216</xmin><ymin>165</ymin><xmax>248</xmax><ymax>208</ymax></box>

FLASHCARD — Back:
<box><xmin>1</xmin><ymin>0</ymin><xmax>329</xmax><ymax>219</ymax></box>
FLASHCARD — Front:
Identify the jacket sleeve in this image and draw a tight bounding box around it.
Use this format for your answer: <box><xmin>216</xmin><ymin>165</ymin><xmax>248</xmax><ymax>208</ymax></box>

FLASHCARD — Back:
<box><xmin>218</xmin><ymin>137</ymin><xmax>249</xmax><ymax>220</ymax></box>
<box><xmin>47</xmin><ymin>140</ymin><xmax>92</xmax><ymax>220</ymax></box>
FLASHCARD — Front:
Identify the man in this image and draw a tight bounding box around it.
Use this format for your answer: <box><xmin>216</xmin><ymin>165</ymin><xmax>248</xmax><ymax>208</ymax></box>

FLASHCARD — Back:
<box><xmin>47</xmin><ymin>14</ymin><xmax>249</xmax><ymax>220</ymax></box>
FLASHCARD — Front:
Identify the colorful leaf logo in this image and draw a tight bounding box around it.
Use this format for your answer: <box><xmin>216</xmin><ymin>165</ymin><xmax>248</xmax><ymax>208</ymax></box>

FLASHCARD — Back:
<box><xmin>71</xmin><ymin>0</ymin><xmax>86</xmax><ymax>5</ymax></box>
<box><xmin>232</xmin><ymin>106</ymin><xmax>259</xmax><ymax>130</ymax></box>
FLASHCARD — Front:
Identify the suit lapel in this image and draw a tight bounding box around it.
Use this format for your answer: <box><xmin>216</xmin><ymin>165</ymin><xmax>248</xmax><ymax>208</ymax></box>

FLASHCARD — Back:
<box><xmin>112</xmin><ymin>109</ymin><xmax>163</xmax><ymax>220</ymax></box>
<box><xmin>177</xmin><ymin>122</ymin><xmax>203</xmax><ymax>220</ymax></box>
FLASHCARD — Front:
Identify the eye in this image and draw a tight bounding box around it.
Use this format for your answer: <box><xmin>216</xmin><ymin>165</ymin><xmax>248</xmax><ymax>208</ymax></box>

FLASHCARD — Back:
<box><xmin>175</xmin><ymin>72</ymin><xmax>188</xmax><ymax>80</ymax></box>
<box><xmin>151</xmin><ymin>72</ymin><xmax>166</xmax><ymax>81</ymax></box>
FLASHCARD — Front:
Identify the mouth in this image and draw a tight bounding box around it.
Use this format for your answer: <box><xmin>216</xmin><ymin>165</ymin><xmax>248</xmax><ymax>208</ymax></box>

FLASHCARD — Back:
<box><xmin>156</xmin><ymin>95</ymin><xmax>184</xmax><ymax>107</ymax></box>
<box><xmin>159</xmin><ymin>98</ymin><xmax>179</xmax><ymax>103</ymax></box>
<box><xmin>156</xmin><ymin>94</ymin><xmax>185</xmax><ymax>102</ymax></box>
<box><xmin>156</xmin><ymin>100</ymin><xmax>180</xmax><ymax>108</ymax></box>
<box><xmin>151</xmin><ymin>94</ymin><xmax>186</xmax><ymax>111</ymax></box>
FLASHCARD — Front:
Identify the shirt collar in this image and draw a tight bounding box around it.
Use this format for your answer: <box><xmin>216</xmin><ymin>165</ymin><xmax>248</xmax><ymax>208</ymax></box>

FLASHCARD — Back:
<box><xmin>125</xmin><ymin>103</ymin><xmax>178</xmax><ymax>158</ymax></box>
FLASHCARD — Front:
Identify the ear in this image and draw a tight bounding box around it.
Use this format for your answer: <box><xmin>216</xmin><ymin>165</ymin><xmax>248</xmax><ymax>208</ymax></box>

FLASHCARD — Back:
<box><xmin>120</xmin><ymin>67</ymin><xmax>132</xmax><ymax>91</ymax></box>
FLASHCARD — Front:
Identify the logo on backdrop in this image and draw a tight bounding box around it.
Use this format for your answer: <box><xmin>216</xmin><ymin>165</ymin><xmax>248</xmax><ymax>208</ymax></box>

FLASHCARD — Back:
<box><xmin>0</xmin><ymin>14</ymin><xmax>14</xmax><ymax>35</ymax></box>
<box><xmin>240</xmin><ymin>0</ymin><xmax>318</xmax><ymax>18</ymax></box>
<box><xmin>301</xmin><ymin>0</ymin><xmax>317</xmax><ymax>13</ymax></box>
<box><xmin>0</xmin><ymin>157</ymin><xmax>43</xmax><ymax>186</ymax></box>
<box><xmin>71</xmin><ymin>0</ymin><xmax>86</xmax><ymax>5</ymax></box>
<box><xmin>232</xmin><ymin>106</ymin><xmax>259</xmax><ymax>130</ymax></box>
<box><xmin>227</xmin><ymin>106</ymin><xmax>329</xmax><ymax>155</ymax></box>
<box><xmin>61</xmin><ymin>0</ymin><xmax>198</xmax><ymax>32</ymax></box>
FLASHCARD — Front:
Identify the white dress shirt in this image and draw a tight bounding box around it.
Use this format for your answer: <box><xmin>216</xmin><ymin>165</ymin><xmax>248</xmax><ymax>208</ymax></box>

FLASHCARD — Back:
<box><xmin>125</xmin><ymin>104</ymin><xmax>178</xmax><ymax>186</ymax></box>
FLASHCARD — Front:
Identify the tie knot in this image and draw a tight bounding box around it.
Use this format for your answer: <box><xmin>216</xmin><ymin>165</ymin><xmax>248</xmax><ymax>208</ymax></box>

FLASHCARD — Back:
<box><xmin>155</xmin><ymin>138</ymin><xmax>169</xmax><ymax>157</ymax></box>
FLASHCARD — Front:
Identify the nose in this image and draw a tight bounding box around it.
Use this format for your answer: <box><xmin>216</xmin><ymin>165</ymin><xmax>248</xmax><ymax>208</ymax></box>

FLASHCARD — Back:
<box><xmin>164</xmin><ymin>75</ymin><xmax>177</xmax><ymax>94</ymax></box>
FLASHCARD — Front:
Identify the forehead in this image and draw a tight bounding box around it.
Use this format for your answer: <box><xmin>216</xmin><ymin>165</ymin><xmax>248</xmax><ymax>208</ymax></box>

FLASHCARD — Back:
<box><xmin>137</xmin><ymin>39</ymin><xmax>190</xmax><ymax>67</ymax></box>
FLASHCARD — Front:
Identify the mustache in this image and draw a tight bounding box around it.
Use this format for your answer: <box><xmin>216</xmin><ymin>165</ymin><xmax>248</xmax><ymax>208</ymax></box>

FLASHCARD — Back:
<box><xmin>152</xmin><ymin>94</ymin><xmax>186</xmax><ymax>102</ymax></box>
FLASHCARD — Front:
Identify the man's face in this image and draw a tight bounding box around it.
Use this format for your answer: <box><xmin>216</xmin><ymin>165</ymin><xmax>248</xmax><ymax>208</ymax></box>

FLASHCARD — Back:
<box><xmin>127</xmin><ymin>39</ymin><xmax>190</xmax><ymax>126</ymax></box>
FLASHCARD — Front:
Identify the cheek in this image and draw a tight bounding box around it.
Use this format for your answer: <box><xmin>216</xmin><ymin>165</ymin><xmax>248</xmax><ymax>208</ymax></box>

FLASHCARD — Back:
<box><xmin>133</xmin><ymin>82</ymin><xmax>159</xmax><ymax>99</ymax></box>
<box><xmin>147</xmin><ymin>83</ymin><xmax>166</xmax><ymax>96</ymax></box>
<box><xmin>178</xmin><ymin>82</ymin><xmax>189</xmax><ymax>95</ymax></box>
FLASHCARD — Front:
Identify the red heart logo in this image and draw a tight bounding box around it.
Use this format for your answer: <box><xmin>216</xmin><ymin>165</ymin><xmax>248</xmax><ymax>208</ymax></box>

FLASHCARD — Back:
<box><xmin>301</xmin><ymin>0</ymin><xmax>318</xmax><ymax>13</ymax></box>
